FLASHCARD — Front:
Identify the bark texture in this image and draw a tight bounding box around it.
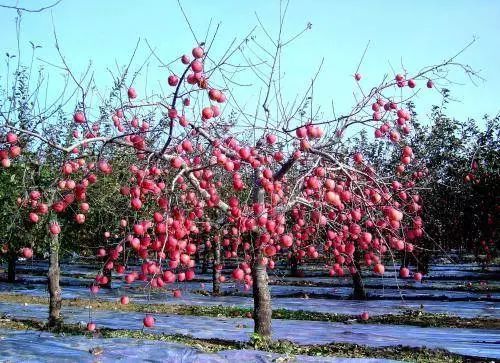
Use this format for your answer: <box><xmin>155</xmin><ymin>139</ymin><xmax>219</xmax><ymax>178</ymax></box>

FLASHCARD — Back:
<box><xmin>48</xmin><ymin>234</ymin><xmax>62</xmax><ymax>328</ymax></box>
<box><xmin>250</xmin><ymin>170</ymin><xmax>273</xmax><ymax>338</ymax></box>
<box><xmin>252</xmin><ymin>262</ymin><xmax>272</xmax><ymax>338</ymax></box>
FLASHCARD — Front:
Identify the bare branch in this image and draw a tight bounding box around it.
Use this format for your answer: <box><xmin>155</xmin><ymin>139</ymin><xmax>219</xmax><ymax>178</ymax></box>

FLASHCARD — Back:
<box><xmin>0</xmin><ymin>0</ymin><xmax>62</xmax><ymax>13</ymax></box>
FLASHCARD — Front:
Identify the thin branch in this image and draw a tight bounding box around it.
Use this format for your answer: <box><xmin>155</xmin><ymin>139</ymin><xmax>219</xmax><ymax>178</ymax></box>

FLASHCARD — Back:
<box><xmin>0</xmin><ymin>0</ymin><xmax>62</xmax><ymax>12</ymax></box>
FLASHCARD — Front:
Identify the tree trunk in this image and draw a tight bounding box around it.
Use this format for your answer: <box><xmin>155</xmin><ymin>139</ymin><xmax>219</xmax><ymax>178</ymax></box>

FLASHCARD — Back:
<box><xmin>194</xmin><ymin>246</ymin><xmax>201</xmax><ymax>266</ymax></box>
<box><xmin>351</xmin><ymin>268</ymin><xmax>367</xmax><ymax>300</ymax></box>
<box><xmin>289</xmin><ymin>254</ymin><xmax>299</xmax><ymax>277</ymax></box>
<box><xmin>417</xmin><ymin>249</ymin><xmax>431</xmax><ymax>274</ymax></box>
<box><xmin>7</xmin><ymin>253</ymin><xmax>16</xmax><ymax>283</ymax></box>
<box><xmin>250</xmin><ymin>169</ymin><xmax>272</xmax><ymax>339</ymax></box>
<box><xmin>351</xmin><ymin>252</ymin><xmax>367</xmax><ymax>300</ymax></box>
<box><xmin>212</xmin><ymin>238</ymin><xmax>221</xmax><ymax>296</ymax></box>
<box><xmin>252</xmin><ymin>261</ymin><xmax>272</xmax><ymax>338</ymax></box>
<box><xmin>48</xmin><ymin>233</ymin><xmax>62</xmax><ymax>328</ymax></box>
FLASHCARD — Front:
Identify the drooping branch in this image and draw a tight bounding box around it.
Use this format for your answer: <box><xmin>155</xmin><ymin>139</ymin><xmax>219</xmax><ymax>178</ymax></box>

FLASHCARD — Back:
<box><xmin>0</xmin><ymin>0</ymin><xmax>62</xmax><ymax>13</ymax></box>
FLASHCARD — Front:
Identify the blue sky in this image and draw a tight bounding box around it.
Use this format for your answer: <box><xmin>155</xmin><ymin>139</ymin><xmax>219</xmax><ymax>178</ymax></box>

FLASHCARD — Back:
<box><xmin>1</xmin><ymin>0</ymin><xmax>499</xmax><ymax>126</ymax></box>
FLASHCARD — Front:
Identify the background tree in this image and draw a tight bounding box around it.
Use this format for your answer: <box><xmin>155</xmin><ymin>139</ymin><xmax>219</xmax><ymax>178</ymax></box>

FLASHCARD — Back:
<box><xmin>347</xmin><ymin>93</ymin><xmax>499</xmax><ymax>273</ymax></box>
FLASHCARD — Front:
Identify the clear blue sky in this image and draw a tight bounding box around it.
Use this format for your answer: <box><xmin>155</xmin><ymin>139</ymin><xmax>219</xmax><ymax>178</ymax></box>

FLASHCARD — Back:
<box><xmin>1</xmin><ymin>0</ymin><xmax>499</xmax><ymax>125</ymax></box>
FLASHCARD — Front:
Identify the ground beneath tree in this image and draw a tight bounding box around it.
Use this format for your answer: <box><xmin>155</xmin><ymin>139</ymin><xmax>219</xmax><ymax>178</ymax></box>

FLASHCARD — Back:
<box><xmin>1</xmin><ymin>329</ymin><xmax>402</xmax><ymax>363</ymax></box>
<box><xmin>0</xmin><ymin>261</ymin><xmax>498</xmax><ymax>361</ymax></box>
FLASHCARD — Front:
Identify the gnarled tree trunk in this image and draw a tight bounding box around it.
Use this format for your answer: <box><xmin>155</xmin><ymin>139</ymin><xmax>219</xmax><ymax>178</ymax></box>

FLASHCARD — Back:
<box><xmin>48</xmin><ymin>233</ymin><xmax>62</xmax><ymax>328</ymax></box>
<box><xmin>252</xmin><ymin>260</ymin><xmax>272</xmax><ymax>338</ymax></box>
